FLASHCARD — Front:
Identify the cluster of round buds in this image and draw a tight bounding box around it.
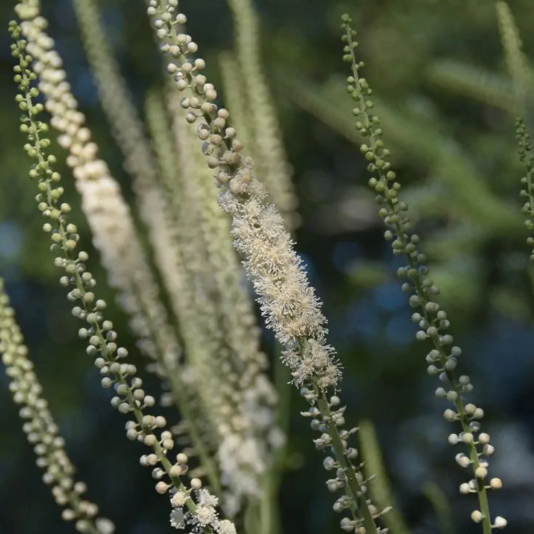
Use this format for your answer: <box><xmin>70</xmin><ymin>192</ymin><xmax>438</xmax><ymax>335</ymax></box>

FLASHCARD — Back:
<box><xmin>0</xmin><ymin>218</ymin><xmax>113</xmax><ymax>534</ymax></box>
<box><xmin>515</xmin><ymin>118</ymin><xmax>534</xmax><ymax>261</ymax></box>
<box><xmin>302</xmin><ymin>389</ymin><xmax>387</xmax><ymax>533</ymax></box>
<box><xmin>17</xmin><ymin>8</ymin><xmax>183</xmax><ymax>394</ymax></box>
<box><xmin>340</xmin><ymin>13</ymin><xmax>506</xmax><ymax>530</ymax></box>
<box><xmin>444</xmin><ymin>399</ymin><xmax>503</xmax><ymax>514</ymax></box>
<box><xmin>147</xmin><ymin>3</ymin><xmax>247</xmax><ymax>174</ymax></box>
<box><xmin>471</xmin><ymin>511</ymin><xmax>507</xmax><ymax>529</ymax></box>
<box><xmin>11</xmin><ymin>30</ymin><xmax>235</xmax><ymax>534</ymax></box>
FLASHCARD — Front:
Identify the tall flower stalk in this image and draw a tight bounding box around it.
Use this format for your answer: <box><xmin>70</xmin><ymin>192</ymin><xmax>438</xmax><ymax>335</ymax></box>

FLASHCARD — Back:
<box><xmin>72</xmin><ymin>0</ymin><xmax>184</xmax><ymax>275</ymax></box>
<box><xmin>0</xmin><ymin>276</ymin><xmax>114</xmax><ymax>534</ymax></box>
<box><xmin>339</xmin><ymin>14</ymin><xmax>506</xmax><ymax>533</ymax></box>
<box><xmin>69</xmin><ymin>0</ymin><xmax>197</xmax><ymax>365</ymax></box>
<box><xmin>146</xmin><ymin>1</ymin><xmax>385</xmax><ymax>532</ymax></box>
<box><xmin>10</xmin><ymin>21</ymin><xmax>237</xmax><ymax>534</ymax></box>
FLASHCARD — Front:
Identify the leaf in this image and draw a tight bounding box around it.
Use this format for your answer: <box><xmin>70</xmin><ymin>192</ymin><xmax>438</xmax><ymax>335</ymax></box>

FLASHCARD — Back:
<box><xmin>422</xmin><ymin>481</ymin><xmax>456</xmax><ymax>534</ymax></box>
<box><xmin>273</xmin><ymin>68</ymin><xmax>521</xmax><ymax>235</ymax></box>
<box><xmin>427</xmin><ymin>59</ymin><xmax>515</xmax><ymax>112</ymax></box>
<box><xmin>360</xmin><ymin>420</ymin><xmax>412</xmax><ymax>534</ymax></box>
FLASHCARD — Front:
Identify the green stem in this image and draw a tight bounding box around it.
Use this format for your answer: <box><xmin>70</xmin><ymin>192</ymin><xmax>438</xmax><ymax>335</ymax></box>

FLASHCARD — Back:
<box><xmin>315</xmin><ymin>382</ymin><xmax>379</xmax><ymax>534</ymax></box>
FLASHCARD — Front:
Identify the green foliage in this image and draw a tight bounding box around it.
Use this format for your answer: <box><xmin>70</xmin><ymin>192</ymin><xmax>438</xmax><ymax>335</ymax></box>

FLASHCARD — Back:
<box><xmin>422</xmin><ymin>482</ymin><xmax>456</xmax><ymax>534</ymax></box>
<box><xmin>426</xmin><ymin>60</ymin><xmax>516</xmax><ymax>112</ymax></box>
<box><xmin>274</xmin><ymin>69</ymin><xmax>521</xmax><ymax>234</ymax></box>
<box><xmin>359</xmin><ymin>420</ymin><xmax>410</xmax><ymax>534</ymax></box>
<box><xmin>496</xmin><ymin>2</ymin><xmax>534</xmax><ymax>123</ymax></box>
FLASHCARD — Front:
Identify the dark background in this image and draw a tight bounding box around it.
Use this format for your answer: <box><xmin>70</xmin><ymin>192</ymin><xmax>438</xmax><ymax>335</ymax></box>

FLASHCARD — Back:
<box><xmin>1</xmin><ymin>0</ymin><xmax>534</xmax><ymax>533</ymax></box>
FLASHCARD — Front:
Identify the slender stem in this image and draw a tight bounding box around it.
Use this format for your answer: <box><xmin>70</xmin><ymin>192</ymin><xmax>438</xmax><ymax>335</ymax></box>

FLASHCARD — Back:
<box><xmin>315</xmin><ymin>382</ymin><xmax>378</xmax><ymax>534</ymax></box>
<box><xmin>344</xmin><ymin>22</ymin><xmax>493</xmax><ymax>534</ymax></box>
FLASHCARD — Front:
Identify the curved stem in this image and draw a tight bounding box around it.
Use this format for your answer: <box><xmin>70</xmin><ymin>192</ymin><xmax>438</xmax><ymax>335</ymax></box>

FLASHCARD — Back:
<box><xmin>344</xmin><ymin>22</ymin><xmax>493</xmax><ymax>534</ymax></box>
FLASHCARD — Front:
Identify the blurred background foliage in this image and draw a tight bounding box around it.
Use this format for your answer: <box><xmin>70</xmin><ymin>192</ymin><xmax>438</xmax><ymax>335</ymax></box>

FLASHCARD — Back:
<box><xmin>1</xmin><ymin>0</ymin><xmax>534</xmax><ymax>533</ymax></box>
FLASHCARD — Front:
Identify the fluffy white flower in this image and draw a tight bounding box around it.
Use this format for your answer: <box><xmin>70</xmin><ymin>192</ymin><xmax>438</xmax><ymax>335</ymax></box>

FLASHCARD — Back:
<box><xmin>171</xmin><ymin>490</ymin><xmax>188</xmax><ymax>508</ymax></box>
<box><xmin>170</xmin><ymin>508</ymin><xmax>185</xmax><ymax>530</ymax></box>
<box><xmin>220</xmin><ymin>172</ymin><xmax>341</xmax><ymax>388</ymax></box>
<box><xmin>195</xmin><ymin>503</ymin><xmax>217</xmax><ymax>527</ymax></box>
<box><xmin>197</xmin><ymin>489</ymin><xmax>219</xmax><ymax>507</ymax></box>
<box><xmin>217</xmin><ymin>519</ymin><xmax>237</xmax><ymax>534</ymax></box>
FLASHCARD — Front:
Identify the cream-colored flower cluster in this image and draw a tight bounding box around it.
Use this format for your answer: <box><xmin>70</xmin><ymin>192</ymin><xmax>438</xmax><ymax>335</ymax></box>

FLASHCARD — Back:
<box><xmin>165</xmin><ymin>91</ymin><xmax>281</xmax><ymax>513</ymax></box>
<box><xmin>0</xmin><ymin>278</ymin><xmax>114</xmax><ymax>534</ymax></box>
<box><xmin>147</xmin><ymin>3</ymin><xmax>383</xmax><ymax>532</ymax></box>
